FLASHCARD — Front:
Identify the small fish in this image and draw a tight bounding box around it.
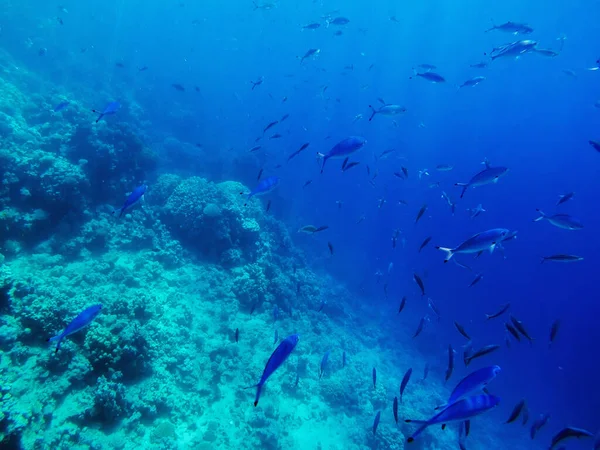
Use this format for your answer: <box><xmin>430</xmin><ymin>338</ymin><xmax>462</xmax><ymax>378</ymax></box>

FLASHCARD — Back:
<box><xmin>401</xmin><ymin>166</ymin><xmax>409</xmax><ymax>178</ymax></box>
<box><xmin>468</xmin><ymin>273</ymin><xmax>483</xmax><ymax>287</ymax></box>
<box><xmin>280</xmin><ymin>114</ymin><xmax>289</xmax><ymax>122</ymax></box>
<box><xmin>47</xmin><ymin>304</ymin><xmax>103</xmax><ymax>353</ymax></box>
<box><xmin>505</xmin><ymin>399</ymin><xmax>526</xmax><ymax>424</ymax></box>
<box><xmin>373</xmin><ymin>411</ymin><xmax>381</xmax><ymax>435</ymax></box>
<box><xmin>530</xmin><ymin>413</ymin><xmax>551</xmax><ymax>439</ymax></box>
<box><xmin>428</xmin><ymin>298</ymin><xmax>441</xmax><ymax>320</ymax></box>
<box><xmin>300</xmin><ymin>48</ymin><xmax>320</xmax><ymax>63</ymax></box>
<box><xmin>534</xmin><ymin>48</ymin><xmax>559</xmax><ymax>57</ymax></box>
<box><xmin>549</xmin><ymin>427</ymin><xmax>594</xmax><ymax>449</ymax></box>
<box><xmin>413</xmin><ymin>273</ymin><xmax>425</xmax><ymax>296</ymax></box>
<box><xmin>400</xmin><ymin>368</ymin><xmax>413</xmax><ymax>401</ymax></box>
<box><xmin>458</xmin><ymin>76</ymin><xmax>486</xmax><ymax>89</ymax></box>
<box><xmin>266</xmin><ymin>200</ymin><xmax>272</xmax><ymax>212</ymax></box>
<box><xmin>510</xmin><ymin>316</ymin><xmax>534</xmax><ymax>342</ymax></box>
<box><xmin>423</xmin><ymin>363</ymin><xmax>429</xmax><ymax>380</ymax></box>
<box><xmin>299</xmin><ymin>226</ymin><xmax>319</xmax><ymax>235</ymax></box>
<box><xmin>486</xmin><ymin>303</ymin><xmax>510</xmax><ymax>320</ymax></box>
<box><xmin>464</xmin><ymin>344</ymin><xmax>500</xmax><ymax>366</ymax></box>
<box><xmin>327</xmin><ymin>242</ymin><xmax>334</xmax><ymax>255</ymax></box>
<box><xmin>342</xmin><ymin>161</ymin><xmax>360</xmax><ymax>172</ymax></box>
<box><xmin>485</xmin><ymin>21</ymin><xmax>534</xmax><ymax>34</ymax></box>
<box><xmin>138</xmin><ymin>66</ymin><xmax>148</xmax><ymax>72</ymax></box>
<box><xmin>533</xmin><ymin>209</ymin><xmax>583</xmax><ymax>230</ymax></box>
<box><xmin>92</xmin><ymin>101</ymin><xmax>121</xmax><ymax>123</ymax></box>
<box><xmin>256</xmin><ymin>168</ymin><xmax>263</xmax><ymax>181</ymax></box>
<box><xmin>445</xmin><ymin>345</ymin><xmax>454</xmax><ymax>382</ymax></box>
<box><xmin>319</xmin><ymin>136</ymin><xmax>367</xmax><ymax>173</ymax></box>
<box><xmin>413</xmin><ymin>316</ymin><xmax>427</xmax><ymax>338</ymax></box>
<box><xmin>436</xmin><ymin>228</ymin><xmax>510</xmax><ymax>262</ymax></box>
<box><xmin>113</xmin><ymin>184</ymin><xmax>147</xmax><ymax>217</ymax></box>
<box><xmin>251</xmin><ymin>77</ymin><xmax>264</xmax><ymax>90</ymax></box>
<box><xmin>438</xmin><ymin>366</ymin><xmax>501</xmax><ymax>410</ymax></box>
<box><xmin>467</xmin><ymin>204</ymin><xmax>486</xmax><ymax>219</ymax></box>
<box><xmin>248</xmin><ymin>334</ymin><xmax>299</xmax><ymax>406</ymax></box>
<box><xmin>436</xmin><ymin>164</ymin><xmax>453</xmax><ymax>171</ymax></box>
<box><xmin>303</xmin><ymin>23</ymin><xmax>320</xmax><ymax>30</ymax></box>
<box><xmin>368</xmin><ymin>103</ymin><xmax>407</xmax><ymax>121</ymax></box>
<box><xmin>243</xmin><ymin>176</ymin><xmax>280</xmax><ymax>203</ymax></box>
<box><xmin>413</xmin><ymin>71</ymin><xmax>446</xmax><ymax>83</ymax></box>
<box><xmin>263</xmin><ymin>121</ymin><xmax>278</xmax><ymax>133</ymax></box>
<box><xmin>57</xmin><ymin>17</ymin><xmax>64</xmax><ymax>25</ymax></box>
<box><xmin>419</xmin><ymin>236</ymin><xmax>432</xmax><ymax>252</ymax></box>
<box><xmin>317</xmin><ymin>299</ymin><xmax>326</xmax><ymax>312</ymax></box>
<box><xmin>489</xmin><ymin>39</ymin><xmax>538</xmax><ymax>60</ymax></box>
<box><xmin>549</xmin><ymin>320</ymin><xmax>560</xmax><ymax>347</ymax></box>
<box><xmin>470</xmin><ymin>62</ymin><xmax>488</xmax><ymax>68</ymax></box>
<box><xmin>249</xmin><ymin>145</ymin><xmax>262</xmax><ymax>153</ymax></box>
<box><xmin>505</xmin><ymin>322</ymin><xmax>521</xmax><ymax>342</ymax></box>
<box><xmin>556</xmin><ymin>192</ymin><xmax>574</xmax><ymax>206</ymax></box>
<box><xmin>235</xmin><ymin>328</ymin><xmax>239</xmax><ymax>343</ymax></box>
<box><xmin>115</xmin><ymin>62</ymin><xmax>125</xmax><ymax>68</ymax></box>
<box><xmin>319</xmin><ymin>350</ymin><xmax>330</xmax><ymax>379</ymax></box>
<box><xmin>172</xmin><ymin>83</ymin><xmax>185</xmax><ymax>92</ymax></box>
<box><xmin>273</xmin><ymin>329</ymin><xmax>279</xmax><ymax>345</ymax></box>
<box><xmin>429</xmin><ymin>182</ymin><xmax>441</xmax><ymax>189</ymax></box>
<box><xmin>454</xmin><ymin>321</ymin><xmax>471</xmax><ymax>340</ymax></box>
<box><xmin>405</xmin><ymin>395</ymin><xmax>501</xmax><ymax>443</ymax></box>
<box><xmin>328</xmin><ymin>17</ymin><xmax>350</xmax><ymax>26</ymax></box>
<box><xmin>302</xmin><ymin>180</ymin><xmax>312</xmax><ymax>188</ymax></box>
<box><xmin>372</xmin><ymin>367</ymin><xmax>377</xmax><ymax>388</ymax></box>
<box><xmin>398</xmin><ymin>296</ymin><xmax>407</xmax><ymax>313</ymax></box>
<box><xmin>541</xmin><ymin>254</ymin><xmax>583</xmax><ymax>263</ymax></box>
<box><xmin>393</xmin><ymin>397</ymin><xmax>399</xmax><ymax>424</ymax></box>
<box><xmin>415</xmin><ymin>204</ymin><xmax>428</xmax><ymax>224</ymax></box>
<box><xmin>270</xmin><ymin>133</ymin><xmax>282</xmax><ymax>140</ymax></box>
<box><xmin>455</xmin><ymin>160</ymin><xmax>509</xmax><ymax>198</ymax></box>
<box><xmin>53</xmin><ymin>101</ymin><xmax>70</xmax><ymax>112</ymax></box>
<box><xmin>287</xmin><ymin>142</ymin><xmax>309</xmax><ymax>162</ymax></box>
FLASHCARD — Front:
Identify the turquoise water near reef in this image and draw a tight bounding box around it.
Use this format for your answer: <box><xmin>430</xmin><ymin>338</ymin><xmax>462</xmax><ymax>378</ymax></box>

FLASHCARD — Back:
<box><xmin>0</xmin><ymin>1</ymin><xmax>599</xmax><ymax>449</ymax></box>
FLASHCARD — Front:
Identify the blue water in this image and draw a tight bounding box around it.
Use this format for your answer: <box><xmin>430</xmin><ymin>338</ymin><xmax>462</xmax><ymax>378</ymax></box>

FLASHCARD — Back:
<box><xmin>1</xmin><ymin>0</ymin><xmax>599</xmax><ymax>449</ymax></box>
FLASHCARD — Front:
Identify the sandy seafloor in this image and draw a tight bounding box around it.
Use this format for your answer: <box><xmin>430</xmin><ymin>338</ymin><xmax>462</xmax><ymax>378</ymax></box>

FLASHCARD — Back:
<box><xmin>0</xmin><ymin>49</ymin><xmax>541</xmax><ymax>450</ymax></box>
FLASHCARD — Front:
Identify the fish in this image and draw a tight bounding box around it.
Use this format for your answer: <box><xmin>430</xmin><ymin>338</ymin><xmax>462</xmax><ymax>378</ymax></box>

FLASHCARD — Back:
<box><xmin>243</xmin><ymin>176</ymin><xmax>280</xmax><ymax>202</ymax></box>
<box><xmin>590</xmin><ymin>140</ymin><xmax>600</xmax><ymax>152</ymax></box>
<box><xmin>171</xmin><ymin>83</ymin><xmax>185</xmax><ymax>92</ymax></box>
<box><xmin>273</xmin><ymin>329</ymin><xmax>279</xmax><ymax>345</ymax></box>
<box><xmin>556</xmin><ymin>192</ymin><xmax>574</xmax><ymax>206</ymax></box>
<box><xmin>470</xmin><ymin>62</ymin><xmax>488</xmax><ymax>68</ymax></box>
<box><xmin>393</xmin><ymin>397</ymin><xmax>399</xmax><ymax>424</ymax></box>
<box><xmin>53</xmin><ymin>101</ymin><xmax>70</xmax><ymax>112</ymax></box>
<box><xmin>428</xmin><ymin>298</ymin><xmax>441</xmax><ymax>321</ymax></box>
<box><xmin>302</xmin><ymin>180</ymin><xmax>312</xmax><ymax>188</ymax></box>
<box><xmin>398</xmin><ymin>296</ymin><xmax>407</xmax><ymax>313</ymax></box>
<box><xmin>418</xmin><ymin>64</ymin><xmax>437</xmax><ymax>70</ymax></box>
<box><xmin>549</xmin><ymin>320</ymin><xmax>560</xmax><ymax>347</ymax></box>
<box><xmin>467</xmin><ymin>204</ymin><xmax>486</xmax><ymax>219</ymax></box>
<box><xmin>402</xmin><ymin>167</ymin><xmax>409</xmax><ymax>178</ymax></box>
<box><xmin>549</xmin><ymin>427</ymin><xmax>594</xmax><ymax>449</ymax></box>
<box><xmin>468</xmin><ymin>273</ymin><xmax>483</xmax><ymax>287</ymax></box>
<box><xmin>328</xmin><ymin>17</ymin><xmax>350</xmax><ymax>26</ymax></box>
<box><xmin>92</xmin><ymin>101</ymin><xmax>121</xmax><ymax>123</ymax></box>
<box><xmin>302</xmin><ymin>23</ymin><xmax>320</xmax><ymax>30</ymax></box>
<box><xmin>436</xmin><ymin>228</ymin><xmax>510</xmax><ymax>262</ymax></box>
<box><xmin>342</xmin><ymin>161</ymin><xmax>360</xmax><ymax>172</ymax></box>
<box><xmin>438</xmin><ymin>366</ymin><xmax>501</xmax><ymax>410</ymax></box>
<box><xmin>413</xmin><ymin>317</ymin><xmax>427</xmax><ymax>338</ymax></box>
<box><xmin>327</xmin><ymin>242</ymin><xmax>334</xmax><ymax>255</ymax></box>
<box><xmin>489</xmin><ymin>39</ymin><xmax>538</xmax><ymax>60</ymax></box>
<box><xmin>372</xmin><ymin>367</ymin><xmax>377</xmax><ymax>388</ymax></box>
<box><xmin>373</xmin><ymin>411</ymin><xmax>381</xmax><ymax>435</ymax></box>
<box><xmin>368</xmin><ymin>104</ymin><xmax>407</xmax><ymax>121</ymax></box>
<box><xmin>400</xmin><ymin>368</ymin><xmax>413</xmax><ymax>401</ymax></box>
<box><xmin>138</xmin><ymin>66</ymin><xmax>148</xmax><ymax>72</ymax></box>
<box><xmin>113</xmin><ymin>184</ymin><xmax>147</xmax><ymax>218</ymax></box>
<box><xmin>405</xmin><ymin>395</ymin><xmax>501</xmax><ymax>442</ymax></box>
<box><xmin>47</xmin><ymin>304</ymin><xmax>103</xmax><ymax>353</ymax></box>
<box><xmin>317</xmin><ymin>299</ymin><xmax>326</xmax><ymax>312</ymax></box>
<box><xmin>235</xmin><ymin>328</ymin><xmax>239</xmax><ymax>343</ymax></box>
<box><xmin>464</xmin><ymin>344</ymin><xmax>500</xmax><ymax>366</ymax></box>
<box><xmin>414</xmin><ymin>71</ymin><xmax>446</xmax><ymax>83</ymax></box>
<box><xmin>485</xmin><ymin>21</ymin><xmax>534</xmax><ymax>34</ymax></box>
<box><xmin>454</xmin><ymin>321</ymin><xmax>471</xmax><ymax>340</ymax></box>
<box><xmin>266</xmin><ymin>200</ymin><xmax>271</xmax><ymax>212</ymax></box>
<box><xmin>455</xmin><ymin>160</ymin><xmax>509</xmax><ymax>198</ymax></box>
<box><xmin>510</xmin><ymin>316</ymin><xmax>534</xmax><ymax>342</ymax></box>
<box><xmin>415</xmin><ymin>204</ymin><xmax>427</xmax><ymax>224</ymax></box>
<box><xmin>533</xmin><ymin>48</ymin><xmax>559</xmax><ymax>57</ymax></box>
<box><xmin>377</xmin><ymin>148</ymin><xmax>397</xmax><ymax>159</ymax></box>
<box><xmin>463</xmin><ymin>342</ymin><xmax>473</xmax><ymax>367</ymax></box>
<box><xmin>541</xmin><ymin>254</ymin><xmax>583</xmax><ymax>263</ymax></box>
<box><xmin>436</xmin><ymin>164</ymin><xmax>453</xmax><ymax>171</ymax></box>
<box><xmin>249</xmin><ymin>145</ymin><xmax>262</xmax><ymax>153</ymax></box>
<box><xmin>299</xmin><ymin>225</ymin><xmax>319</xmax><ymax>234</ymax></box>
<box><xmin>287</xmin><ymin>142</ymin><xmax>310</xmax><ymax>162</ymax></box>
<box><xmin>319</xmin><ymin>350</ymin><xmax>330</xmax><ymax>379</ymax></box>
<box><xmin>249</xmin><ymin>334</ymin><xmax>299</xmax><ymax>406</ymax></box>
<box><xmin>486</xmin><ymin>303</ymin><xmax>510</xmax><ymax>320</ymax></box>
<box><xmin>263</xmin><ymin>121</ymin><xmax>278</xmax><ymax>133</ymax></box>
<box><xmin>319</xmin><ymin>136</ymin><xmax>366</xmax><ymax>173</ymax></box>
<box><xmin>445</xmin><ymin>345</ymin><xmax>454</xmax><ymax>382</ymax></box>
<box><xmin>423</xmin><ymin>363</ymin><xmax>429</xmax><ymax>380</ymax></box>
<box><xmin>300</xmin><ymin>48</ymin><xmax>320</xmax><ymax>64</ymax></box>
<box><xmin>505</xmin><ymin>322</ymin><xmax>521</xmax><ymax>342</ymax></box>
<box><xmin>453</xmin><ymin>259</ymin><xmax>472</xmax><ymax>271</ymax></box>
<box><xmin>533</xmin><ymin>210</ymin><xmax>583</xmax><ymax>230</ymax></box>
<box><xmin>413</xmin><ymin>273</ymin><xmax>425</xmax><ymax>296</ymax></box>
<box><xmin>458</xmin><ymin>76</ymin><xmax>486</xmax><ymax>89</ymax></box>
<box><xmin>530</xmin><ymin>413</ymin><xmax>551</xmax><ymax>439</ymax></box>
<box><xmin>280</xmin><ymin>114</ymin><xmax>289</xmax><ymax>122</ymax></box>
<box><xmin>256</xmin><ymin>168</ymin><xmax>263</xmax><ymax>181</ymax></box>
<box><xmin>250</xmin><ymin>77</ymin><xmax>264</xmax><ymax>90</ymax></box>
<box><xmin>269</xmin><ymin>133</ymin><xmax>282</xmax><ymax>140</ymax></box>
<box><xmin>418</xmin><ymin>236</ymin><xmax>432</xmax><ymax>252</ymax></box>
<box><xmin>505</xmin><ymin>399</ymin><xmax>526</xmax><ymax>423</ymax></box>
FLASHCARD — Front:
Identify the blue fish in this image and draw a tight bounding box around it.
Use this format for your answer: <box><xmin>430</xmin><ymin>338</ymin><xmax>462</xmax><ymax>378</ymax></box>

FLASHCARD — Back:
<box><xmin>113</xmin><ymin>184</ymin><xmax>147</xmax><ymax>217</ymax></box>
<box><xmin>244</xmin><ymin>176</ymin><xmax>280</xmax><ymax>203</ymax></box>
<box><xmin>373</xmin><ymin>411</ymin><xmax>381</xmax><ymax>435</ymax></box>
<box><xmin>372</xmin><ymin>367</ymin><xmax>377</xmax><ymax>388</ymax></box>
<box><xmin>47</xmin><ymin>304</ymin><xmax>103</xmax><ymax>353</ymax></box>
<box><xmin>249</xmin><ymin>334</ymin><xmax>299</xmax><ymax>406</ymax></box>
<box><xmin>405</xmin><ymin>394</ymin><xmax>501</xmax><ymax>442</ymax></box>
<box><xmin>319</xmin><ymin>350</ymin><xmax>330</xmax><ymax>379</ymax></box>
<box><xmin>400</xmin><ymin>367</ymin><xmax>413</xmax><ymax>402</ymax></box>
<box><xmin>393</xmin><ymin>397</ymin><xmax>399</xmax><ymax>424</ymax></box>
<box><xmin>319</xmin><ymin>136</ymin><xmax>366</xmax><ymax>173</ymax></box>
<box><xmin>93</xmin><ymin>101</ymin><xmax>121</xmax><ymax>123</ymax></box>
<box><xmin>437</xmin><ymin>366</ymin><xmax>501</xmax><ymax>409</ymax></box>
<box><xmin>436</xmin><ymin>228</ymin><xmax>510</xmax><ymax>262</ymax></box>
<box><xmin>53</xmin><ymin>101</ymin><xmax>69</xmax><ymax>112</ymax></box>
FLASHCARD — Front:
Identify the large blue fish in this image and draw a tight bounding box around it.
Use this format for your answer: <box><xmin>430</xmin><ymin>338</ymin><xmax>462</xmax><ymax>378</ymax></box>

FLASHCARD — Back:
<box><xmin>249</xmin><ymin>334</ymin><xmax>299</xmax><ymax>406</ymax></box>
<box><xmin>437</xmin><ymin>366</ymin><xmax>501</xmax><ymax>409</ymax></box>
<box><xmin>436</xmin><ymin>228</ymin><xmax>510</xmax><ymax>262</ymax></box>
<box><xmin>244</xmin><ymin>176</ymin><xmax>280</xmax><ymax>203</ymax></box>
<box><xmin>47</xmin><ymin>304</ymin><xmax>103</xmax><ymax>353</ymax></box>
<box><xmin>319</xmin><ymin>136</ymin><xmax>366</xmax><ymax>172</ymax></box>
<box><xmin>113</xmin><ymin>184</ymin><xmax>147</xmax><ymax>217</ymax></box>
<box><xmin>53</xmin><ymin>101</ymin><xmax>70</xmax><ymax>112</ymax></box>
<box><xmin>93</xmin><ymin>101</ymin><xmax>121</xmax><ymax>123</ymax></box>
<box><xmin>405</xmin><ymin>394</ymin><xmax>500</xmax><ymax>442</ymax></box>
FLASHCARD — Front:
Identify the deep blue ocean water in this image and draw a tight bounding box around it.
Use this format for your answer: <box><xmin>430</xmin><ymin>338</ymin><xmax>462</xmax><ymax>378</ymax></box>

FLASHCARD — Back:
<box><xmin>1</xmin><ymin>0</ymin><xmax>600</xmax><ymax>449</ymax></box>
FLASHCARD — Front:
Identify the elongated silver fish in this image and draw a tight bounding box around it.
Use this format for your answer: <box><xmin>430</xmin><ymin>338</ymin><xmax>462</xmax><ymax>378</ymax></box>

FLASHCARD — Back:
<box><xmin>533</xmin><ymin>210</ymin><xmax>583</xmax><ymax>230</ymax></box>
<box><xmin>436</xmin><ymin>228</ymin><xmax>510</xmax><ymax>262</ymax></box>
<box><xmin>368</xmin><ymin>104</ymin><xmax>406</xmax><ymax>121</ymax></box>
<box><xmin>455</xmin><ymin>160</ymin><xmax>508</xmax><ymax>198</ymax></box>
<box><xmin>490</xmin><ymin>40</ymin><xmax>537</xmax><ymax>60</ymax></box>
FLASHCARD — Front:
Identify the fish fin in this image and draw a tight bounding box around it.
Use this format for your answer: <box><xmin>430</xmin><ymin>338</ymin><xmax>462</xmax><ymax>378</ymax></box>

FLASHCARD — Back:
<box><xmin>489</xmin><ymin>243</ymin><xmax>496</xmax><ymax>253</ymax></box>
<box><xmin>533</xmin><ymin>209</ymin><xmax>545</xmax><ymax>221</ymax></box>
<box><xmin>454</xmin><ymin>182</ymin><xmax>468</xmax><ymax>198</ymax></box>
<box><xmin>368</xmin><ymin>105</ymin><xmax>377</xmax><ymax>121</ymax></box>
<box><xmin>436</xmin><ymin>246</ymin><xmax>454</xmax><ymax>263</ymax></box>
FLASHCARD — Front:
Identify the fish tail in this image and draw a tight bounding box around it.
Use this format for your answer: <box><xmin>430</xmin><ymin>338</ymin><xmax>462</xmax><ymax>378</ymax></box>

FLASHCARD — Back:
<box><xmin>533</xmin><ymin>209</ymin><xmax>545</xmax><ymax>221</ymax></box>
<box><xmin>454</xmin><ymin>182</ymin><xmax>468</xmax><ymax>198</ymax></box>
<box><xmin>320</xmin><ymin>155</ymin><xmax>329</xmax><ymax>173</ymax></box>
<box><xmin>47</xmin><ymin>334</ymin><xmax>63</xmax><ymax>353</ymax></box>
<box><xmin>368</xmin><ymin>105</ymin><xmax>377</xmax><ymax>121</ymax></box>
<box><xmin>253</xmin><ymin>384</ymin><xmax>263</xmax><ymax>407</ymax></box>
<box><xmin>436</xmin><ymin>246</ymin><xmax>454</xmax><ymax>263</ymax></box>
